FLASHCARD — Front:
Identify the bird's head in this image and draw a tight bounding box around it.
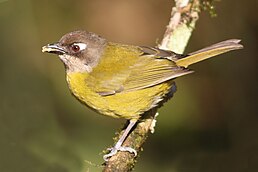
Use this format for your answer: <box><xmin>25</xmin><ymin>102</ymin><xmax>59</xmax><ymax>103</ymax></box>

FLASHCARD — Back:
<box><xmin>42</xmin><ymin>30</ymin><xmax>107</xmax><ymax>73</ymax></box>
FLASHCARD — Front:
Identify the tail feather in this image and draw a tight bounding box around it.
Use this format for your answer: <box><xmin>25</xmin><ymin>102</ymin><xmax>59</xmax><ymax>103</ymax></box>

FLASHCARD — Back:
<box><xmin>175</xmin><ymin>39</ymin><xmax>243</xmax><ymax>68</ymax></box>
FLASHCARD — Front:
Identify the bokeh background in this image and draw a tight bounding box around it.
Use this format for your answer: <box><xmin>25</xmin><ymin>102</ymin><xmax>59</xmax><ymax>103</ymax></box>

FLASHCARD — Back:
<box><xmin>0</xmin><ymin>0</ymin><xmax>257</xmax><ymax>171</ymax></box>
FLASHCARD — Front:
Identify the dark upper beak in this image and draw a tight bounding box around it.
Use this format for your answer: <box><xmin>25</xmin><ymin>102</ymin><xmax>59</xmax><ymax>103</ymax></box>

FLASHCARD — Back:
<box><xmin>42</xmin><ymin>43</ymin><xmax>66</xmax><ymax>55</ymax></box>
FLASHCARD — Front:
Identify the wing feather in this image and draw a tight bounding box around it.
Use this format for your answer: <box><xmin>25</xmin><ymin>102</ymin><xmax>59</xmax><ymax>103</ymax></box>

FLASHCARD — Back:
<box><xmin>85</xmin><ymin>44</ymin><xmax>192</xmax><ymax>96</ymax></box>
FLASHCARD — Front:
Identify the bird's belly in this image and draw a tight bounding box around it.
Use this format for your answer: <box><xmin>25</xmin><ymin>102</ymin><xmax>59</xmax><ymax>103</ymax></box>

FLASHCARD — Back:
<box><xmin>66</xmin><ymin>72</ymin><xmax>174</xmax><ymax>120</ymax></box>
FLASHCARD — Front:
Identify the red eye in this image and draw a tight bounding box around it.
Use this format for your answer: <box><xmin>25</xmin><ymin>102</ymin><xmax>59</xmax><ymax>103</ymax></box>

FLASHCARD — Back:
<box><xmin>71</xmin><ymin>44</ymin><xmax>80</xmax><ymax>52</ymax></box>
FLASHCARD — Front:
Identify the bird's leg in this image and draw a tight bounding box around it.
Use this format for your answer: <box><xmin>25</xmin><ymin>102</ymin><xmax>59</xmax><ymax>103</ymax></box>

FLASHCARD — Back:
<box><xmin>103</xmin><ymin>119</ymin><xmax>137</xmax><ymax>161</ymax></box>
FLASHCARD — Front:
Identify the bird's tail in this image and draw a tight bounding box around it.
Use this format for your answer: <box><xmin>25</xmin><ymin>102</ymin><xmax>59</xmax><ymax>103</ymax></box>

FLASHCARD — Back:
<box><xmin>175</xmin><ymin>39</ymin><xmax>243</xmax><ymax>68</ymax></box>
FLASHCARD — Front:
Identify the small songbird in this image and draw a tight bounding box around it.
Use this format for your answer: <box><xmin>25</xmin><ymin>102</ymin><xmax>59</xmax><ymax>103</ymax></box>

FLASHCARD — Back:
<box><xmin>42</xmin><ymin>30</ymin><xmax>243</xmax><ymax>160</ymax></box>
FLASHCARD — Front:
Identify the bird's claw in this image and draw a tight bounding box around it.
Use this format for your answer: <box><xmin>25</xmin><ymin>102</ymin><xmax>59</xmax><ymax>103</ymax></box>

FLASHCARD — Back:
<box><xmin>103</xmin><ymin>146</ymin><xmax>137</xmax><ymax>161</ymax></box>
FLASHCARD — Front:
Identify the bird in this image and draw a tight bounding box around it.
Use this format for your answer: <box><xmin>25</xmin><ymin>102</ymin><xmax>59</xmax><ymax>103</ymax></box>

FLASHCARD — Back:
<box><xmin>42</xmin><ymin>30</ymin><xmax>243</xmax><ymax>160</ymax></box>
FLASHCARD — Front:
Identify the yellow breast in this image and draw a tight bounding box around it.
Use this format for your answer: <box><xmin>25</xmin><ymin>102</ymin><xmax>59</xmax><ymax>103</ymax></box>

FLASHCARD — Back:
<box><xmin>66</xmin><ymin>72</ymin><xmax>174</xmax><ymax>120</ymax></box>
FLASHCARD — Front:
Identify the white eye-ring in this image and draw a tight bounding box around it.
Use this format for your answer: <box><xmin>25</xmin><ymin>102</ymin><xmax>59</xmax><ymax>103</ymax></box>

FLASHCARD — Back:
<box><xmin>71</xmin><ymin>43</ymin><xmax>87</xmax><ymax>52</ymax></box>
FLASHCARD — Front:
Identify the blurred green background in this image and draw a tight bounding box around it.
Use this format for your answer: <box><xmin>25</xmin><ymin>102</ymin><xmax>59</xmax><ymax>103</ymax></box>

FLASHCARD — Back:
<box><xmin>0</xmin><ymin>0</ymin><xmax>257</xmax><ymax>171</ymax></box>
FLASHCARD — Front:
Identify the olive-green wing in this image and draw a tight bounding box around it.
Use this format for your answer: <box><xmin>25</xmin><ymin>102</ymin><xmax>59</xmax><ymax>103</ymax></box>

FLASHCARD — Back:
<box><xmin>121</xmin><ymin>57</ymin><xmax>192</xmax><ymax>92</ymax></box>
<box><xmin>86</xmin><ymin>45</ymin><xmax>192</xmax><ymax>96</ymax></box>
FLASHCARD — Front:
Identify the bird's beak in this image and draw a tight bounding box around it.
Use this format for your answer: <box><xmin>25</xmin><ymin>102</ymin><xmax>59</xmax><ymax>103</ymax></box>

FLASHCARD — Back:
<box><xmin>42</xmin><ymin>43</ymin><xmax>66</xmax><ymax>55</ymax></box>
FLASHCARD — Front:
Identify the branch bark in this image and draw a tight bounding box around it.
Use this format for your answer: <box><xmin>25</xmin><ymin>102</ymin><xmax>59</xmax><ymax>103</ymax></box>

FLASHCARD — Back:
<box><xmin>103</xmin><ymin>0</ymin><xmax>201</xmax><ymax>171</ymax></box>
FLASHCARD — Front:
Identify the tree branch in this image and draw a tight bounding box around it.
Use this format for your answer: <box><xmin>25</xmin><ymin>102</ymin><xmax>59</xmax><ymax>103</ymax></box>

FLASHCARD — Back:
<box><xmin>103</xmin><ymin>0</ymin><xmax>201</xmax><ymax>171</ymax></box>
<box><xmin>159</xmin><ymin>0</ymin><xmax>199</xmax><ymax>53</ymax></box>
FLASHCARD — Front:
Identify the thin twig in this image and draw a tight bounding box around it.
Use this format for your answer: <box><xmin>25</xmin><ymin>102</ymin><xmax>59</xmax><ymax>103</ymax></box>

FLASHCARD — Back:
<box><xmin>103</xmin><ymin>1</ymin><xmax>201</xmax><ymax>171</ymax></box>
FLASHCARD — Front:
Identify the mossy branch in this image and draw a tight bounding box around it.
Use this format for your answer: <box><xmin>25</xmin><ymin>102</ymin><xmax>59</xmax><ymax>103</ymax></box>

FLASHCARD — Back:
<box><xmin>103</xmin><ymin>0</ymin><xmax>204</xmax><ymax>171</ymax></box>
